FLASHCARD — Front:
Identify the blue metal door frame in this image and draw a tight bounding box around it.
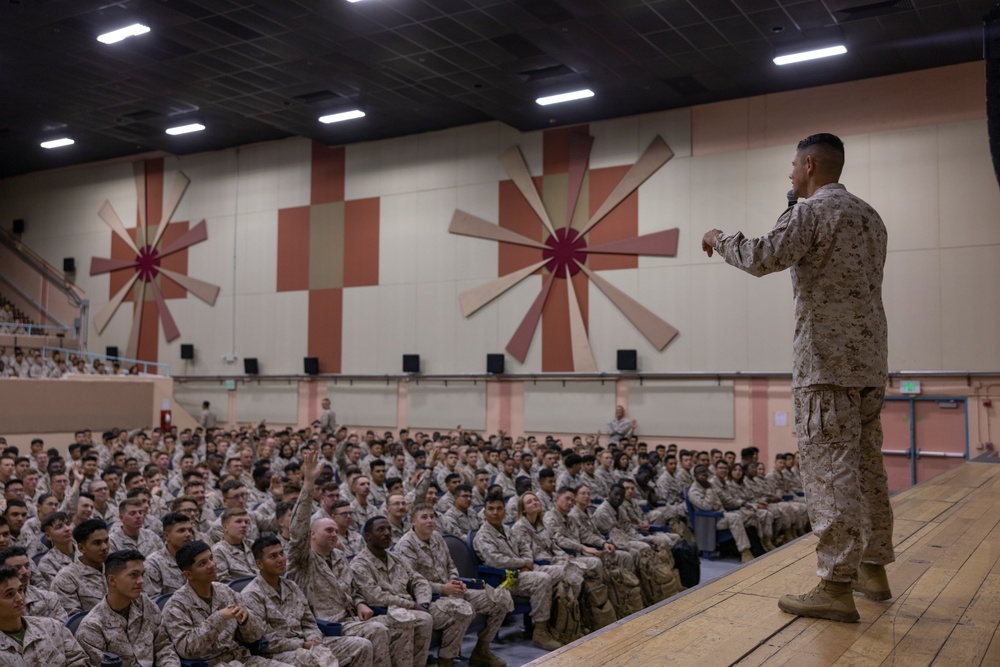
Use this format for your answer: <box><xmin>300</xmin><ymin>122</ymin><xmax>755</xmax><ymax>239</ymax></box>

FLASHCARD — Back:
<box><xmin>884</xmin><ymin>396</ymin><xmax>969</xmax><ymax>486</ymax></box>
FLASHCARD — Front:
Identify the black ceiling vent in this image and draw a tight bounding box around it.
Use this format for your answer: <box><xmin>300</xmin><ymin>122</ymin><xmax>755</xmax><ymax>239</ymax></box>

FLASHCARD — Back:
<box><xmin>493</xmin><ymin>33</ymin><xmax>546</xmax><ymax>59</ymax></box>
<box><xmin>663</xmin><ymin>75</ymin><xmax>709</xmax><ymax>96</ymax></box>
<box><xmin>292</xmin><ymin>90</ymin><xmax>342</xmax><ymax>105</ymax></box>
<box><xmin>122</xmin><ymin>109</ymin><xmax>163</xmax><ymax>121</ymax></box>
<box><xmin>517</xmin><ymin>0</ymin><xmax>573</xmax><ymax>25</ymax></box>
<box><xmin>833</xmin><ymin>1</ymin><xmax>913</xmax><ymax>23</ymax></box>
<box><xmin>516</xmin><ymin>63</ymin><xmax>575</xmax><ymax>83</ymax></box>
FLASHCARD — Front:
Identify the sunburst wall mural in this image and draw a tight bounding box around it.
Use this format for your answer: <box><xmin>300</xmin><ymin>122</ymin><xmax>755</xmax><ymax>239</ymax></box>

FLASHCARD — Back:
<box><xmin>90</xmin><ymin>158</ymin><xmax>220</xmax><ymax>361</ymax></box>
<box><xmin>449</xmin><ymin>126</ymin><xmax>680</xmax><ymax>371</ymax></box>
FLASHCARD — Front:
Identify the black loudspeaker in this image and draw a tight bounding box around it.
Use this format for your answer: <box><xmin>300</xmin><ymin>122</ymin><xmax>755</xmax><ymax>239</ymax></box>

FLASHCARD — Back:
<box><xmin>106</xmin><ymin>346</ymin><xmax>119</xmax><ymax>359</ymax></box>
<box><xmin>986</xmin><ymin>5</ymin><xmax>1000</xmax><ymax>191</ymax></box>
<box><xmin>486</xmin><ymin>353</ymin><xmax>505</xmax><ymax>374</ymax></box>
<box><xmin>63</xmin><ymin>257</ymin><xmax>75</xmax><ymax>272</ymax></box>
<box><xmin>617</xmin><ymin>349</ymin><xmax>637</xmax><ymax>371</ymax></box>
<box><xmin>304</xmin><ymin>357</ymin><xmax>319</xmax><ymax>375</ymax></box>
<box><xmin>244</xmin><ymin>358</ymin><xmax>259</xmax><ymax>374</ymax></box>
<box><xmin>180</xmin><ymin>344</ymin><xmax>194</xmax><ymax>360</ymax></box>
<box><xmin>12</xmin><ymin>219</ymin><xmax>24</xmax><ymax>235</ymax></box>
<box><xmin>403</xmin><ymin>354</ymin><xmax>420</xmax><ymax>373</ymax></box>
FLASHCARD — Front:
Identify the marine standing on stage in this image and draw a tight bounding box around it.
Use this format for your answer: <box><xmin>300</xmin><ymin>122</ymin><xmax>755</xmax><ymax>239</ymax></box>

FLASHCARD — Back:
<box><xmin>702</xmin><ymin>132</ymin><xmax>893</xmax><ymax>622</ymax></box>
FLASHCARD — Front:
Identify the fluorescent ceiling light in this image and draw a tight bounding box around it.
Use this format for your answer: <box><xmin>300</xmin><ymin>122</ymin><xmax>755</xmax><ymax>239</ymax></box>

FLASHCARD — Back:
<box><xmin>97</xmin><ymin>23</ymin><xmax>151</xmax><ymax>45</ymax></box>
<box><xmin>319</xmin><ymin>110</ymin><xmax>365</xmax><ymax>124</ymax></box>
<box><xmin>165</xmin><ymin>123</ymin><xmax>206</xmax><ymax>135</ymax></box>
<box><xmin>40</xmin><ymin>138</ymin><xmax>74</xmax><ymax>149</ymax></box>
<box><xmin>773</xmin><ymin>45</ymin><xmax>847</xmax><ymax>66</ymax></box>
<box><xmin>535</xmin><ymin>89</ymin><xmax>594</xmax><ymax>106</ymax></box>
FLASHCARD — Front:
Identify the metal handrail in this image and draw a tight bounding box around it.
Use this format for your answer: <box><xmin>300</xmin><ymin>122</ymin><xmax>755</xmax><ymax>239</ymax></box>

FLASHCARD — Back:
<box><xmin>172</xmin><ymin>369</ymin><xmax>1000</xmax><ymax>384</ymax></box>
<box><xmin>0</xmin><ymin>322</ymin><xmax>71</xmax><ymax>335</ymax></box>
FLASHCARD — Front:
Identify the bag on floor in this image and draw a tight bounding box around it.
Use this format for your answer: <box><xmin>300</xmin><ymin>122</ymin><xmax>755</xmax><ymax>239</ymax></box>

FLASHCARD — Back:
<box><xmin>548</xmin><ymin>579</ymin><xmax>584</xmax><ymax>645</ymax></box>
<box><xmin>580</xmin><ymin>568</ymin><xmax>617</xmax><ymax>632</ymax></box>
<box><xmin>638</xmin><ymin>547</ymin><xmax>681</xmax><ymax>606</ymax></box>
<box><xmin>605</xmin><ymin>558</ymin><xmax>644</xmax><ymax>618</ymax></box>
<box><xmin>671</xmin><ymin>540</ymin><xmax>701</xmax><ymax>589</ymax></box>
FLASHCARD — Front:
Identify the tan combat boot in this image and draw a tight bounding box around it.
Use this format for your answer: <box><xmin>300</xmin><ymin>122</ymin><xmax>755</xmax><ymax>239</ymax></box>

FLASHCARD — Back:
<box><xmin>783</xmin><ymin>529</ymin><xmax>797</xmax><ymax>543</ymax></box>
<box><xmin>532</xmin><ymin>625</ymin><xmax>563</xmax><ymax>651</ymax></box>
<box><xmin>778</xmin><ymin>579</ymin><xmax>859</xmax><ymax>622</ymax></box>
<box><xmin>470</xmin><ymin>639</ymin><xmax>507</xmax><ymax>667</ymax></box>
<box><xmin>740</xmin><ymin>549</ymin><xmax>754</xmax><ymax>563</ymax></box>
<box><xmin>855</xmin><ymin>563</ymin><xmax>892</xmax><ymax>601</ymax></box>
<box><xmin>763</xmin><ymin>538</ymin><xmax>777</xmax><ymax>551</ymax></box>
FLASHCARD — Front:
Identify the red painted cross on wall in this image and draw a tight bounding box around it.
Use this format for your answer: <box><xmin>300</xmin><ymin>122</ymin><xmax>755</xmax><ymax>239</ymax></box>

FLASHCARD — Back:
<box><xmin>276</xmin><ymin>142</ymin><xmax>380</xmax><ymax>373</ymax></box>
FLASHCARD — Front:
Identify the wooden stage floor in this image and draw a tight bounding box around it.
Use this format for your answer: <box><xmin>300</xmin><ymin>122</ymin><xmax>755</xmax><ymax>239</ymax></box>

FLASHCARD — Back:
<box><xmin>528</xmin><ymin>462</ymin><xmax>1000</xmax><ymax>667</ymax></box>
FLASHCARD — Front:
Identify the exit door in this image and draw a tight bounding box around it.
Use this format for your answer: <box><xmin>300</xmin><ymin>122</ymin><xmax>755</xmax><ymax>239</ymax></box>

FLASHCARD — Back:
<box><xmin>879</xmin><ymin>396</ymin><xmax>968</xmax><ymax>492</ymax></box>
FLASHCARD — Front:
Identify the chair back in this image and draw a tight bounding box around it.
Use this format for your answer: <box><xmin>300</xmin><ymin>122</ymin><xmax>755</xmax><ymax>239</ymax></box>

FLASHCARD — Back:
<box><xmin>228</xmin><ymin>576</ymin><xmax>255</xmax><ymax>592</ymax></box>
<box><xmin>444</xmin><ymin>534</ymin><xmax>476</xmax><ymax>578</ymax></box>
<box><xmin>65</xmin><ymin>609</ymin><xmax>89</xmax><ymax>634</ymax></box>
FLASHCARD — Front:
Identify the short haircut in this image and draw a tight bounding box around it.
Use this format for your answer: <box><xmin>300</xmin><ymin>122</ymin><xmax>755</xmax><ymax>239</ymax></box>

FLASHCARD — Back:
<box><xmin>555</xmin><ymin>486</ymin><xmax>576</xmax><ymax>497</ymax></box>
<box><xmin>119</xmin><ymin>497</ymin><xmax>144</xmax><ymax>513</ymax></box>
<box><xmin>105</xmin><ymin>549</ymin><xmax>145</xmax><ymax>576</ymax></box>
<box><xmin>362</xmin><ymin>515</ymin><xmax>386</xmax><ymax>535</ymax></box>
<box><xmin>275</xmin><ymin>501</ymin><xmax>294</xmax><ymax>522</ymax></box>
<box><xmin>221</xmin><ymin>507</ymin><xmax>248</xmax><ymax>524</ymax></box>
<box><xmin>0</xmin><ymin>565</ymin><xmax>17</xmax><ymax>587</ymax></box>
<box><xmin>170</xmin><ymin>495</ymin><xmax>198</xmax><ymax>511</ymax></box>
<box><xmin>409</xmin><ymin>502</ymin><xmax>435</xmax><ymax>520</ymax></box>
<box><xmin>444</xmin><ymin>473</ymin><xmax>460</xmax><ymax>485</ymax></box>
<box><xmin>40</xmin><ymin>511</ymin><xmax>70</xmax><ymax>533</ymax></box>
<box><xmin>0</xmin><ymin>545</ymin><xmax>28</xmax><ymax>564</ymax></box>
<box><xmin>176</xmin><ymin>540</ymin><xmax>212</xmax><ymax>571</ymax></box>
<box><xmin>73</xmin><ymin>518</ymin><xmax>109</xmax><ymax>544</ymax></box>
<box><xmin>251</xmin><ymin>533</ymin><xmax>282</xmax><ymax>561</ymax></box>
<box><xmin>124</xmin><ymin>471</ymin><xmax>143</xmax><ymax>487</ymax></box>
<box><xmin>538</xmin><ymin>468</ymin><xmax>555</xmax><ymax>481</ymax></box>
<box><xmin>565</xmin><ymin>454</ymin><xmax>582</xmax><ymax>467</ymax></box>
<box><xmin>484</xmin><ymin>491</ymin><xmax>505</xmax><ymax>506</ymax></box>
<box><xmin>161</xmin><ymin>512</ymin><xmax>192</xmax><ymax>531</ymax></box>
<box><xmin>369</xmin><ymin>459</ymin><xmax>385</xmax><ymax>471</ymax></box>
<box><xmin>221</xmin><ymin>479</ymin><xmax>244</xmax><ymax>496</ymax></box>
<box><xmin>453</xmin><ymin>484</ymin><xmax>472</xmax><ymax>495</ymax></box>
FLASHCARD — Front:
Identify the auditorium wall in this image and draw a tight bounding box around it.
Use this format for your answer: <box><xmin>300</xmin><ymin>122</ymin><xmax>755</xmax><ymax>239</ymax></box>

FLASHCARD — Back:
<box><xmin>0</xmin><ymin>61</ymin><xmax>997</xmax><ymax>450</ymax></box>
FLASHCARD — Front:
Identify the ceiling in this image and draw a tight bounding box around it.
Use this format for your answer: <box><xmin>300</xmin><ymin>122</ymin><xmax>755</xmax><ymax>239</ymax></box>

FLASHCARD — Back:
<box><xmin>0</xmin><ymin>0</ymin><xmax>994</xmax><ymax>178</ymax></box>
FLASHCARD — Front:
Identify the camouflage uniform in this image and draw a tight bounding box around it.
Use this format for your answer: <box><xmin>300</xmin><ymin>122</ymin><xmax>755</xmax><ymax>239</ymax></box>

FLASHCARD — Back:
<box><xmin>0</xmin><ymin>615</ymin><xmax>88</xmax><ymax>666</ymax></box>
<box><xmin>242</xmin><ymin>575</ymin><xmax>374</xmax><ymax>667</ymax></box>
<box><xmin>108</xmin><ymin>523</ymin><xmax>162</xmax><ymax>554</ymax></box>
<box><xmin>438</xmin><ymin>506</ymin><xmax>482</xmax><ymax>537</ymax></box>
<box><xmin>211</xmin><ymin>538</ymin><xmax>258</xmax><ymax>582</ymax></box>
<box><xmin>545</xmin><ymin>506</ymin><xmax>634</xmax><ymax>572</ymax></box>
<box><xmin>710</xmin><ymin>477</ymin><xmax>772</xmax><ymax>543</ymax></box>
<box><xmin>24</xmin><ymin>584</ymin><xmax>67</xmax><ymax>621</ymax></box>
<box><xmin>336</xmin><ymin>529</ymin><xmax>365</xmax><ymax>558</ymax></box>
<box><xmin>716</xmin><ymin>182</ymin><xmax>893</xmax><ymax>582</ymax></box>
<box><xmin>76</xmin><ymin>594</ymin><xmax>181</xmax><ymax>667</ymax></box>
<box><xmin>161</xmin><ymin>581</ymin><xmax>295</xmax><ymax>667</ymax></box>
<box><xmin>286</xmin><ymin>486</ymin><xmax>392</xmax><ymax>666</ymax></box>
<box><xmin>350</xmin><ymin>498</ymin><xmax>382</xmax><ymax>531</ymax></box>
<box><xmin>395</xmin><ymin>529</ymin><xmax>511</xmax><ymax>652</ymax></box>
<box><xmin>511</xmin><ymin>516</ymin><xmax>590</xmax><ymax>597</ymax></box>
<box><xmin>145</xmin><ymin>547</ymin><xmax>186</xmax><ymax>597</ymax></box>
<box><xmin>35</xmin><ymin>545</ymin><xmax>74</xmax><ymax>589</ymax></box>
<box><xmin>685</xmin><ymin>482</ymin><xmax>752</xmax><ymax>553</ymax></box>
<box><xmin>567</xmin><ymin>505</ymin><xmax>635</xmax><ymax>571</ymax></box>
<box><xmin>348</xmin><ymin>548</ymin><xmax>435</xmax><ymax>667</ymax></box>
<box><xmin>51</xmin><ymin>559</ymin><xmax>107</xmax><ymax>614</ymax></box>
<box><xmin>473</xmin><ymin>521</ymin><xmax>554</xmax><ymax>623</ymax></box>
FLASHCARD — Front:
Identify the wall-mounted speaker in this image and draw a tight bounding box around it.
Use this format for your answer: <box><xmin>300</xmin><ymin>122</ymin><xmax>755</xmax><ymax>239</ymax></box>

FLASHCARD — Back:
<box><xmin>304</xmin><ymin>357</ymin><xmax>319</xmax><ymax>375</ymax></box>
<box><xmin>244</xmin><ymin>358</ymin><xmax>259</xmax><ymax>375</ymax></box>
<box><xmin>12</xmin><ymin>219</ymin><xmax>24</xmax><ymax>235</ymax></box>
<box><xmin>180</xmin><ymin>344</ymin><xmax>194</xmax><ymax>360</ymax></box>
<box><xmin>63</xmin><ymin>257</ymin><xmax>75</xmax><ymax>273</ymax></box>
<box><xmin>617</xmin><ymin>349</ymin><xmax>637</xmax><ymax>371</ymax></box>
<box><xmin>486</xmin><ymin>353</ymin><xmax>505</xmax><ymax>374</ymax></box>
<box><xmin>403</xmin><ymin>354</ymin><xmax>420</xmax><ymax>373</ymax></box>
<box><xmin>106</xmin><ymin>346</ymin><xmax>119</xmax><ymax>359</ymax></box>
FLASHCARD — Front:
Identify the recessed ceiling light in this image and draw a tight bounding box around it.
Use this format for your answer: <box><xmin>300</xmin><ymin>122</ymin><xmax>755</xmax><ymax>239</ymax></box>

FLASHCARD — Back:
<box><xmin>97</xmin><ymin>23</ymin><xmax>151</xmax><ymax>45</ymax></box>
<box><xmin>165</xmin><ymin>123</ymin><xmax>206</xmax><ymax>135</ymax></box>
<box><xmin>535</xmin><ymin>89</ymin><xmax>594</xmax><ymax>106</ymax></box>
<box><xmin>773</xmin><ymin>45</ymin><xmax>847</xmax><ymax>66</ymax></box>
<box><xmin>40</xmin><ymin>138</ymin><xmax>74</xmax><ymax>149</ymax></box>
<box><xmin>319</xmin><ymin>110</ymin><xmax>365</xmax><ymax>124</ymax></box>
